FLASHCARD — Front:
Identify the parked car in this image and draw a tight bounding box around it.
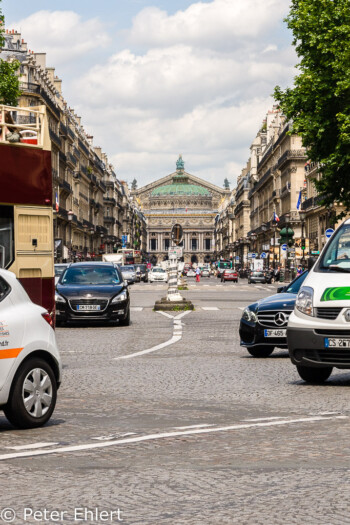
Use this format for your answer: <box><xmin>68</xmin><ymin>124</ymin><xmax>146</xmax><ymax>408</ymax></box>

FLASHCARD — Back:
<box><xmin>149</xmin><ymin>267</ymin><xmax>168</xmax><ymax>283</ymax></box>
<box><xmin>54</xmin><ymin>263</ymin><xmax>69</xmax><ymax>285</ymax></box>
<box><xmin>239</xmin><ymin>271</ymin><xmax>309</xmax><ymax>357</ymax></box>
<box><xmin>201</xmin><ymin>268</ymin><xmax>210</xmax><ymax>278</ymax></box>
<box><xmin>0</xmin><ymin>269</ymin><xmax>62</xmax><ymax>428</ymax></box>
<box><xmin>56</xmin><ymin>262</ymin><xmax>130</xmax><ymax>326</ymax></box>
<box><xmin>135</xmin><ymin>264</ymin><xmax>148</xmax><ymax>283</ymax></box>
<box><xmin>288</xmin><ymin>218</ymin><xmax>350</xmax><ymax>383</ymax></box>
<box><xmin>118</xmin><ymin>265</ymin><xmax>136</xmax><ymax>284</ymax></box>
<box><xmin>248</xmin><ymin>271</ymin><xmax>266</xmax><ymax>284</ymax></box>
<box><xmin>186</xmin><ymin>268</ymin><xmax>196</xmax><ymax>278</ymax></box>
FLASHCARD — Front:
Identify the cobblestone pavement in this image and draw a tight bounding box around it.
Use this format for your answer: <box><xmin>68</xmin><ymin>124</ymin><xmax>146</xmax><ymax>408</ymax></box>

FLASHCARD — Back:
<box><xmin>1</xmin><ymin>278</ymin><xmax>350</xmax><ymax>524</ymax></box>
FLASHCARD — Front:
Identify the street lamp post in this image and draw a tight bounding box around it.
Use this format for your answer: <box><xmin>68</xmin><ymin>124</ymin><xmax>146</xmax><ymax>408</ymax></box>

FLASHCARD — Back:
<box><xmin>272</xmin><ymin>220</ymin><xmax>278</xmax><ymax>269</ymax></box>
<box><xmin>67</xmin><ymin>210</ymin><xmax>74</xmax><ymax>262</ymax></box>
<box><xmin>299</xmin><ymin>210</ymin><xmax>306</xmax><ymax>266</ymax></box>
<box><xmin>284</xmin><ymin>213</ymin><xmax>290</xmax><ymax>271</ymax></box>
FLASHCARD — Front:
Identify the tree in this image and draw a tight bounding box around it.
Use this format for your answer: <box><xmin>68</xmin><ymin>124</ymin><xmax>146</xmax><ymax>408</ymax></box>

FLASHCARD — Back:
<box><xmin>0</xmin><ymin>2</ymin><xmax>20</xmax><ymax>106</ymax></box>
<box><xmin>274</xmin><ymin>0</ymin><xmax>350</xmax><ymax>217</ymax></box>
<box><xmin>131</xmin><ymin>178</ymin><xmax>138</xmax><ymax>190</ymax></box>
<box><xmin>223</xmin><ymin>178</ymin><xmax>230</xmax><ymax>189</ymax></box>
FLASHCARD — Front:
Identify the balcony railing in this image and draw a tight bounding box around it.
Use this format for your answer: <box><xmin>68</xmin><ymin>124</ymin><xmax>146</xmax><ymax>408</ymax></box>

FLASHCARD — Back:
<box><xmin>104</xmin><ymin>216</ymin><xmax>116</xmax><ymax>224</ymax></box>
<box><xmin>67</xmin><ymin>152</ymin><xmax>78</xmax><ymax>167</ymax></box>
<box><xmin>275</xmin><ymin>149</ymin><xmax>307</xmax><ymax>170</ymax></box>
<box><xmin>49</xmin><ymin>128</ymin><xmax>61</xmax><ymax>148</ymax></box>
<box><xmin>103</xmin><ymin>197</ymin><xmax>116</xmax><ymax>206</ymax></box>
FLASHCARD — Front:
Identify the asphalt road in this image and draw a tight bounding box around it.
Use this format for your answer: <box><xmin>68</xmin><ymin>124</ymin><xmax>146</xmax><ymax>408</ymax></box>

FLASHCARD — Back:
<box><xmin>1</xmin><ymin>278</ymin><xmax>350</xmax><ymax>524</ymax></box>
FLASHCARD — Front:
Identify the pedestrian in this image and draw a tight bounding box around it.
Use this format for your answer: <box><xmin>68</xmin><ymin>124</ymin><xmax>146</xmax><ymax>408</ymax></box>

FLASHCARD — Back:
<box><xmin>274</xmin><ymin>265</ymin><xmax>280</xmax><ymax>282</ymax></box>
<box><xmin>297</xmin><ymin>264</ymin><xmax>303</xmax><ymax>276</ymax></box>
<box><xmin>195</xmin><ymin>266</ymin><xmax>201</xmax><ymax>282</ymax></box>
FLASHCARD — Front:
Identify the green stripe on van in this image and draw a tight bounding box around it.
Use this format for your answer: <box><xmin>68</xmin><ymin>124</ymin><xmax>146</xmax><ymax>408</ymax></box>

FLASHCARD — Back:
<box><xmin>321</xmin><ymin>287</ymin><xmax>350</xmax><ymax>301</ymax></box>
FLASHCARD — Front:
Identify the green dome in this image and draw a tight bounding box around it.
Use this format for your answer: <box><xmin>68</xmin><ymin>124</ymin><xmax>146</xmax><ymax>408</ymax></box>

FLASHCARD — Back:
<box><xmin>151</xmin><ymin>184</ymin><xmax>211</xmax><ymax>197</ymax></box>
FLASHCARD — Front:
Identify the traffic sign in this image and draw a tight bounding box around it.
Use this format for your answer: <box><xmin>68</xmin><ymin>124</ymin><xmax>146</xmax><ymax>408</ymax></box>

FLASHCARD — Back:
<box><xmin>235</xmin><ymin>256</ymin><xmax>240</xmax><ymax>261</ymax></box>
<box><xmin>251</xmin><ymin>253</ymin><xmax>257</xmax><ymax>259</ymax></box>
<box><xmin>325</xmin><ymin>228</ymin><xmax>334</xmax><ymax>239</ymax></box>
<box><xmin>281</xmin><ymin>243</ymin><xmax>287</xmax><ymax>252</ymax></box>
<box><xmin>260</xmin><ymin>252</ymin><xmax>267</xmax><ymax>259</ymax></box>
<box><xmin>168</xmin><ymin>246</ymin><xmax>183</xmax><ymax>258</ymax></box>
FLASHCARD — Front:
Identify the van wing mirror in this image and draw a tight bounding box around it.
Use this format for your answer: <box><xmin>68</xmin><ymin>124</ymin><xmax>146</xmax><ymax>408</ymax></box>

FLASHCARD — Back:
<box><xmin>277</xmin><ymin>286</ymin><xmax>285</xmax><ymax>293</ymax></box>
<box><xmin>308</xmin><ymin>257</ymin><xmax>316</xmax><ymax>271</ymax></box>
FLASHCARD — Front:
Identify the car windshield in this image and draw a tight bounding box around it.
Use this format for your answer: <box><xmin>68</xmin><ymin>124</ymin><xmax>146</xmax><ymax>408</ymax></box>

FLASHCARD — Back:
<box><xmin>120</xmin><ymin>266</ymin><xmax>134</xmax><ymax>272</ymax></box>
<box><xmin>319</xmin><ymin>224</ymin><xmax>350</xmax><ymax>272</ymax></box>
<box><xmin>152</xmin><ymin>268</ymin><xmax>165</xmax><ymax>273</ymax></box>
<box><xmin>285</xmin><ymin>271</ymin><xmax>309</xmax><ymax>293</ymax></box>
<box><xmin>61</xmin><ymin>266</ymin><xmax>120</xmax><ymax>285</ymax></box>
<box><xmin>55</xmin><ymin>265</ymin><xmax>67</xmax><ymax>276</ymax></box>
<box><xmin>252</xmin><ymin>272</ymin><xmax>264</xmax><ymax>276</ymax></box>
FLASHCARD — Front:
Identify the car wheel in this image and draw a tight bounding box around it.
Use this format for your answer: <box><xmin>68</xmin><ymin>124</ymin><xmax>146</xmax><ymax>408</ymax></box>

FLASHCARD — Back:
<box><xmin>4</xmin><ymin>358</ymin><xmax>57</xmax><ymax>429</ymax></box>
<box><xmin>247</xmin><ymin>346</ymin><xmax>274</xmax><ymax>358</ymax></box>
<box><xmin>119</xmin><ymin>308</ymin><xmax>130</xmax><ymax>326</ymax></box>
<box><xmin>296</xmin><ymin>365</ymin><xmax>333</xmax><ymax>383</ymax></box>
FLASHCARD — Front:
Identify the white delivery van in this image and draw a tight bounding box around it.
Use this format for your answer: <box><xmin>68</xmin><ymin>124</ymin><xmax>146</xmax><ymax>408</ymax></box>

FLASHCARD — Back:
<box><xmin>288</xmin><ymin>219</ymin><xmax>350</xmax><ymax>383</ymax></box>
<box><xmin>102</xmin><ymin>253</ymin><xmax>124</xmax><ymax>265</ymax></box>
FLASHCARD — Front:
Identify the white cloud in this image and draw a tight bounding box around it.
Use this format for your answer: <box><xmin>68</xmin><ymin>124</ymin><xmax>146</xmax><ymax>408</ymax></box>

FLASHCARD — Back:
<box><xmin>128</xmin><ymin>0</ymin><xmax>289</xmax><ymax>50</ymax></box>
<box><xmin>10</xmin><ymin>11</ymin><xmax>110</xmax><ymax>65</ymax></box>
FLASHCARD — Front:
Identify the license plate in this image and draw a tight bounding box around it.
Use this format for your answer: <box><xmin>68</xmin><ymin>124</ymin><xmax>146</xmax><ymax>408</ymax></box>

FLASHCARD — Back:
<box><xmin>77</xmin><ymin>304</ymin><xmax>101</xmax><ymax>311</ymax></box>
<box><xmin>264</xmin><ymin>329</ymin><xmax>286</xmax><ymax>338</ymax></box>
<box><xmin>325</xmin><ymin>337</ymin><xmax>350</xmax><ymax>348</ymax></box>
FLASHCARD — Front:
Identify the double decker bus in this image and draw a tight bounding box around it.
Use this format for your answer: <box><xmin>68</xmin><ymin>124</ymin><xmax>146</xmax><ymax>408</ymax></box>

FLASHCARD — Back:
<box><xmin>0</xmin><ymin>104</ymin><xmax>55</xmax><ymax>321</ymax></box>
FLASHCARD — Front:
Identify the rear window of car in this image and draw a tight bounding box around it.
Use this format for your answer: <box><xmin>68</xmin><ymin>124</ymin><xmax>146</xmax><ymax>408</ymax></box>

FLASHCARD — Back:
<box><xmin>0</xmin><ymin>276</ymin><xmax>10</xmax><ymax>302</ymax></box>
<box><xmin>61</xmin><ymin>266</ymin><xmax>121</xmax><ymax>285</ymax></box>
<box><xmin>252</xmin><ymin>272</ymin><xmax>264</xmax><ymax>276</ymax></box>
<box><xmin>152</xmin><ymin>268</ymin><xmax>165</xmax><ymax>273</ymax></box>
<box><xmin>55</xmin><ymin>265</ymin><xmax>68</xmax><ymax>277</ymax></box>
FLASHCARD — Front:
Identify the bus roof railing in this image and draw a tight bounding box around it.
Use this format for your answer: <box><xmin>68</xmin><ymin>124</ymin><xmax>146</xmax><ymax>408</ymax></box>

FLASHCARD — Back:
<box><xmin>0</xmin><ymin>104</ymin><xmax>51</xmax><ymax>151</ymax></box>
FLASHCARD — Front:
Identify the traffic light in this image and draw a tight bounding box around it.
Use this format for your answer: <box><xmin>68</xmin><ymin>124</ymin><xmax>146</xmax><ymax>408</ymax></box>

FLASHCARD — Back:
<box><xmin>301</xmin><ymin>238</ymin><xmax>306</xmax><ymax>250</ymax></box>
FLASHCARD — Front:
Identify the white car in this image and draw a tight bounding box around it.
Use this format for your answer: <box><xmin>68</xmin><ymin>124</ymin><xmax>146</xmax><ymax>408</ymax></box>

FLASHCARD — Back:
<box><xmin>149</xmin><ymin>267</ymin><xmax>168</xmax><ymax>283</ymax></box>
<box><xmin>54</xmin><ymin>263</ymin><xmax>69</xmax><ymax>285</ymax></box>
<box><xmin>0</xmin><ymin>269</ymin><xmax>62</xmax><ymax>428</ymax></box>
<box><xmin>186</xmin><ymin>269</ymin><xmax>196</xmax><ymax>278</ymax></box>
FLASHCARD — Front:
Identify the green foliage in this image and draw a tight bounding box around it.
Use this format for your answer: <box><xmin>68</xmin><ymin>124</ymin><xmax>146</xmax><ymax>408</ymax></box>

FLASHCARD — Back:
<box><xmin>0</xmin><ymin>2</ymin><xmax>20</xmax><ymax>106</ymax></box>
<box><xmin>274</xmin><ymin>0</ymin><xmax>350</xmax><ymax>216</ymax></box>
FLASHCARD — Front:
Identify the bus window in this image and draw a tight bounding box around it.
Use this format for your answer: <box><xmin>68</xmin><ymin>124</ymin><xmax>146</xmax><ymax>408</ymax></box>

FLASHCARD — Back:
<box><xmin>0</xmin><ymin>205</ymin><xmax>14</xmax><ymax>269</ymax></box>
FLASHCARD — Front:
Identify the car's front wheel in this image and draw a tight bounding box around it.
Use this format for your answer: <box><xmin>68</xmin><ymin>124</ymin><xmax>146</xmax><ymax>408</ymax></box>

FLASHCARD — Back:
<box><xmin>119</xmin><ymin>308</ymin><xmax>130</xmax><ymax>326</ymax></box>
<box><xmin>4</xmin><ymin>358</ymin><xmax>57</xmax><ymax>429</ymax></box>
<box><xmin>247</xmin><ymin>346</ymin><xmax>274</xmax><ymax>358</ymax></box>
<box><xmin>296</xmin><ymin>365</ymin><xmax>333</xmax><ymax>383</ymax></box>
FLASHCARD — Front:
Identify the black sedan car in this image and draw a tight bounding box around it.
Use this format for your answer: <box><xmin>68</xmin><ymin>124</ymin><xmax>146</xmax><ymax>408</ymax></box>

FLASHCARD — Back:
<box><xmin>239</xmin><ymin>271</ymin><xmax>308</xmax><ymax>357</ymax></box>
<box><xmin>55</xmin><ymin>262</ymin><xmax>130</xmax><ymax>326</ymax></box>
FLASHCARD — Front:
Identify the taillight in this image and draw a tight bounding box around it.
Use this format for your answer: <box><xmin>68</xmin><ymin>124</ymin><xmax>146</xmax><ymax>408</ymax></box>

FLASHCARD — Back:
<box><xmin>42</xmin><ymin>312</ymin><xmax>54</xmax><ymax>327</ymax></box>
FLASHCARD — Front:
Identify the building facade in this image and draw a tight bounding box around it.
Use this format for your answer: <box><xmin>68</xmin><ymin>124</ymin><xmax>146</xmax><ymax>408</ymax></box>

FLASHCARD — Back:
<box><xmin>133</xmin><ymin>157</ymin><xmax>229</xmax><ymax>265</ymax></box>
<box><xmin>1</xmin><ymin>28</ymin><xmax>146</xmax><ymax>262</ymax></box>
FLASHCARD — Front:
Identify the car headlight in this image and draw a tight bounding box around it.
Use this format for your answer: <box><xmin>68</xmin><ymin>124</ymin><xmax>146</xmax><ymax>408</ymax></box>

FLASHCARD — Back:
<box><xmin>242</xmin><ymin>307</ymin><xmax>257</xmax><ymax>323</ymax></box>
<box><xmin>55</xmin><ymin>293</ymin><xmax>66</xmax><ymax>303</ymax></box>
<box><xmin>296</xmin><ymin>286</ymin><xmax>314</xmax><ymax>316</ymax></box>
<box><xmin>112</xmin><ymin>291</ymin><xmax>128</xmax><ymax>303</ymax></box>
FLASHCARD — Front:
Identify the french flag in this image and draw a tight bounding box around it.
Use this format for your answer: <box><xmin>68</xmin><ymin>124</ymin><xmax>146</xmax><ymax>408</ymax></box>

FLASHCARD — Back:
<box><xmin>273</xmin><ymin>212</ymin><xmax>280</xmax><ymax>222</ymax></box>
<box><xmin>55</xmin><ymin>192</ymin><xmax>59</xmax><ymax>212</ymax></box>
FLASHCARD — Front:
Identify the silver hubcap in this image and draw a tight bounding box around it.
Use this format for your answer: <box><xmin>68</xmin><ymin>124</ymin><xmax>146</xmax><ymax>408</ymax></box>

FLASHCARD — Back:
<box><xmin>22</xmin><ymin>368</ymin><xmax>53</xmax><ymax>418</ymax></box>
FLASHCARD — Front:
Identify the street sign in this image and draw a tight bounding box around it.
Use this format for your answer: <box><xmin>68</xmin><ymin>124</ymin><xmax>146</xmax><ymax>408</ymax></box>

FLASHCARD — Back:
<box><xmin>311</xmin><ymin>250</ymin><xmax>320</xmax><ymax>255</ymax></box>
<box><xmin>260</xmin><ymin>252</ymin><xmax>267</xmax><ymax>259</ymax></box>
<box><xmin>281</xmin><ymin>243</ymin><xmax>287</xmax><ymax>252</ymax></box>
<box><xmin>171</xmin><ymin>224</ymin><xmax>183</xmax><ymax>245</ymax></box>
<box><xmin>121</xmin><ymin>234</ymin><xmax>128</xmax><ymax>247</ymax></box>
<box><xmin>235</xmin><ymin>256</ymin><xmax>240</xmax><ymax>261</ymax></box>
<box><xmin>251</xmin><ymin>253</ymin><xmax>257</xmax><ymax>259</ymax></box>
<box><xmin>325</xmin><ymin>228</ymin><xmax>335</xmax><ymax>239</ymax></box>
<box><xmin>168</xmin><ymin>246</ymin><xmax>183</xmax><ymax>258</ymax></box>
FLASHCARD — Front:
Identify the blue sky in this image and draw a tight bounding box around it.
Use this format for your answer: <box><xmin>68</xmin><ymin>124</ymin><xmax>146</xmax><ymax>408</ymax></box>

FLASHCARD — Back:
<box><xmin>2</xmin><ymin>0</ymin><xmax>296</xmax><ymax>188</ymax></box>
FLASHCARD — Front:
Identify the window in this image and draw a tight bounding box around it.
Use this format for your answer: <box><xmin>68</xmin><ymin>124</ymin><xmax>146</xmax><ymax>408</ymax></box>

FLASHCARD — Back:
<box><xmin>0</xmin><ymin>205</ymin><xmax>14</xmax><ymax>269</ymax></box>
<box><xmin>164</xmin><ymin>238</ymin><xmax>170</xmax><ymax>251</ymax></box>
<box><xmin>191</xmin><ymin>238</ymin><xmax>198</xmax><ymax>251</ymax></box>
<box><xmin>205</xmin><ymin>239</ymin><xmax>211</xmax><ymax>251</ymax></box>
<box><xmin>150</xmin><ymin>239</ymin><xmax>157</xmax><ymax>251</ymax></box>
<box><xmin>0</xmin><ymin>276</ymin><xmax>10</xmax><ymax>302</ymax></box>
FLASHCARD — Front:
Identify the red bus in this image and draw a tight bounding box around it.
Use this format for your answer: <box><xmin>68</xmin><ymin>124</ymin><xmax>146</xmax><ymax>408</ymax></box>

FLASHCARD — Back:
<box><xmin>0</xmin><ymin>104</ymin><xmax>55</xmax><ymax>321</ymax></box>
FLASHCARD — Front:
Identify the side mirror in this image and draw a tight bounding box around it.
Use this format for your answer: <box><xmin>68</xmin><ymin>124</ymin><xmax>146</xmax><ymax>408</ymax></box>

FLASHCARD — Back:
<box><xmin>277</xmin><ymin>286</ymin><xmax>285</xmax><ymax>294</ymax></box>
<box><xmin>308</xmin><ymin>257</ymin><xmax>316</xmax><ymax>271</ymax></box>
<box><xmin>123</xmin><ymin>281</ymin><xmax>128</xmax><ymax>287</ymax></box>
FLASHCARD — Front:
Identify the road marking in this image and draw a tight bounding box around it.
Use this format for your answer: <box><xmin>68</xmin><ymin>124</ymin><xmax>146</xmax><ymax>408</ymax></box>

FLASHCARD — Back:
<box><xmin>237</xmin><ymin>307</ymin><xmax>245</xmax><ymax>310</ymax></box>
<box><xmin>6</xmin><ymin>442</ymin><xmax>59</xmax><ymax>451</ymax></box>
<box><xmin>131</xmin><ymin>307</ymin><xmax>143</xmax><ymax>312</ymax></box>
<box><xmin>156</xmin><ymin>311</ymin><xmax>174</xmax><ymax>319</ymax></box>
<box><xmin>202</xmin><ymin>307</ymin><xmax>219</xmax><ymax>311</ymax></box>
<box><xmin>242</xmin><ymin>417</ymin><xmax>286</xmax><ymax>422</ymax></box>
<box><xmin>0</xmin><ymin>415</ymin><xmax>345</xmax><ymax>462</ymax></box>
<box><xmin>174</xmin><ymin>311</ymin><xmax>192</xmax><ymax>320</ymax></box>
<box><xmin>173</xmin><ymin>424</ymin><xmax>215</xmax><ymax>430</ymax></box>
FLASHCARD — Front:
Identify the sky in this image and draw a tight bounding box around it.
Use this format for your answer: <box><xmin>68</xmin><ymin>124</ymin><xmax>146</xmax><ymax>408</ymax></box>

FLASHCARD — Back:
<box><xmin>3</xmin><ymin>0</ymin><xmax>297</xmax><ymax>189</ymax></box>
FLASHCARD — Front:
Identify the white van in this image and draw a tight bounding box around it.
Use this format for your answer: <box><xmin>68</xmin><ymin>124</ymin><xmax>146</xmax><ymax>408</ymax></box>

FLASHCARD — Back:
<box><xmin>288</xmin><ymin>219</ymin><xmax>350</xmax><ymax>383</ymax></box>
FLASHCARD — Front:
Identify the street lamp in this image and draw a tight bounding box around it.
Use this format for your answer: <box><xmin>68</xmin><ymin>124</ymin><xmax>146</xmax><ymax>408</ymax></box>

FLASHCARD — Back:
<box><xmin>67</xmin><ymin>210</ymin><xmax>74</xmax><ymax>262</ymax></box>
<box><xmin>299</xmin><ymin>210</ymin><xmax>306</xmax><ymax>265</ymax></box>
<box><xmin>284</xmin><ymin>213</ymin><xmax>291</xmax><ymax>273</ymax></box>
<box><xmin>271</xmin><ymin>220</ymin><xmax>278</xmax><ymax>269</ymax></box>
